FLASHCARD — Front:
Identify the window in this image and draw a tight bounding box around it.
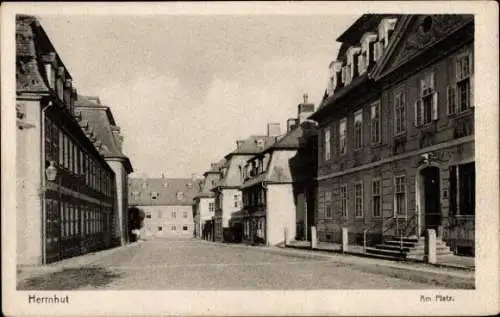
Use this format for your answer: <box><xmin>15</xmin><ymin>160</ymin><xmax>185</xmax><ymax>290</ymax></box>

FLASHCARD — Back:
<box><xmin>372</xmin><ymin>179</ymin><xmax>382</xmax><ymax>217</ymax></box>
<box><xmin>318</xmin><ymin>191</ymin><xmax>325</xmax><ymax>218</ymax></box>
<box><xmin>158</xmin><ymin>226</ymin><xmax>162</xmax><ymax>232</ymax></box>
<box><xmin>176</xmin><ymin>191</ymin><xmax>184</xmax><ymax>200</ymax></box>
<box><xmin>354</xmin><ymin>182</ymin><xmax>363</xmax><ymax>217</ymax></box>
<box><xmin>325</xmin><ymin>191</ymin><xmax>333</xmax><ymax>218</ymax></box>
<box><xmin>233</xmin><ymin>194</ymin><xmax>239</xmax><ymax>208</ymax></box>
<box><xmin>171</xmin><ymin>225</ymin><xmax>177</xmax><ymax>232</ymax></box>
<box><xmin>183</xmin><ymin>225</ymin><xmax>188</xmax><ymax>231</ymax></box>
<box><xmin>158</xmin><ymin>211</ymin><xmax>162</xmax><ymax>219</ymax></box>
<box><xmin>163</xmin><ymin>182</ymin><xmax>168</xmax><ymax>188</ymax></box>
<box><xmin>340</xmin><ymin>185</ymin><xmax>348</xmax><ymax>217</ymax></box>
<box><xmin>339</xmin><ymin>118</ymin><xmax>347</xmax><ymax>155</ymax></box>
<box><xmin>142</xmin><ymin>182</ymin><xmax>147</xmax><ymax>189</ymax></box>
<box><xmin>415</xmin><ymin>71</ymin><xmax>437</xmax><ymax>126</ymax></box>
<box><xmin>448</xmin><ymin>52</ymin><xmax>474</xmax><ymax>114</ymax></box>
<box><xmin>393</xmin><ymin>90</ymin><xmax>406</xmax><ymax>135</ymax></box>
<box><xmin>151</xmin><ymin>192</ymin><xmax>159</xmax><ymax>200</ymax></box>
<box><xmin>209</xmin><ymin>202</ymin><xmax>215</xmax><ymax>212</ymax></box>
<box><xmin>146</xmin><ymin>212</ymin><xmax>152</xmax><ymax>219</ymax></box>
<box><xmin>324</xmin><ymin>128</ymin><xmax>331</xmax><ymax>161</ymax></box>
<box><xmin>183</xmin><ymin>211</ymin><xmax>188</xmax><ymax>218</ymax></box>
<box><xmin>354</xmin><ymin>110</ymin><xmax>363</xmax><ymax>149</ymax></box>
<box><xmin>394</xmin><ymin>176</ymin><xmax>406</xmax><ymax>216</ymax></box>
<box><xmin>371</xmin><ymin>101</ymin><xmax>381</xmax><ymax>144</ymax></box>
<box><xmin>171</xmin><ymin>211</ymin><xmax>176</xmax><ymax>219</ymax></box>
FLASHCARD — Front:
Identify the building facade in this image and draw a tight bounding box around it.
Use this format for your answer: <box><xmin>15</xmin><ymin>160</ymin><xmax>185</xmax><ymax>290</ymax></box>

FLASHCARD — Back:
<box><xmin>310</xmin><ymin>14</ymin><xmax>475</xmax><ymax>255</ymax></box>
<box><xmin>193</xmin><ymin>161</ymin><xmax>223</xmax><ymax>240</ymax></box>
<box><xmin>75</xmin><ymin>96</ymin><xmax>134</xmax><ymax>246</ymax></box>
<box><xmin>239</xmin><ymin>97</ymin><xmax>318</xmax><ymax>246</ymax></box>
<box><xmin>16</xmin><ymin>15</ymin><xmax>116</xmax><ymax>265</ymax></box>
<box><xmin>212</xmin><ymin>133</ymin><xmax>276</xmax><ymax>242</ymax></box>
<box><xmin>129</xmin><ymin>177</ymin><xmax>199</xmax><ymax>239</ymax></box>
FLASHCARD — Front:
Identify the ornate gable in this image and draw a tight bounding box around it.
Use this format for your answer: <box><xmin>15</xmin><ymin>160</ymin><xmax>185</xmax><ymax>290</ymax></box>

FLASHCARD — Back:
<box><xmin>372</xmin><ymin>14</ymin><xmax>474</xmax><ymax>81</ymax></box>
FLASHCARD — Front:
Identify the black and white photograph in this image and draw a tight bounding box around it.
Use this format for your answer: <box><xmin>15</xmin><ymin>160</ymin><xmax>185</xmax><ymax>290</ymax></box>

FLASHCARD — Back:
<box><xmin>2</xmin><ymin>2</ymin><xmax>498</xmax><ymax>316</ymax></box>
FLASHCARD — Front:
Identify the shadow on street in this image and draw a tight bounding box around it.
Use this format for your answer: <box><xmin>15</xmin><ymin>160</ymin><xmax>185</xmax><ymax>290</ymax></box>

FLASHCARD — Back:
<box><xmin>17</xmin><ymin>266</ymin><xmax>123</xmax><ymax>290</ymax></box>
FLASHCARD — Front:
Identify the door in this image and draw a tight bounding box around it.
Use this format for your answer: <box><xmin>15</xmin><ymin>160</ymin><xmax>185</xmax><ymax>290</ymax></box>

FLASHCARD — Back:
<box><xmin>422</xmin><ymin>167</ymin><xmax>441</xmax><ymax>230</ymax></box>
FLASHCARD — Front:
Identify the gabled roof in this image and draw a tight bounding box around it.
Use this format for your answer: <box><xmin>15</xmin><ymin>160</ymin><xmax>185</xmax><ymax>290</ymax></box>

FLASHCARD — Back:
<box><xmin>129</xmin><ymin>178</ymin><xmax>200</xmax><ymax>206</ymax></box>
<box><xmin>370</xmin><ymin>14</ymin><xmax>474</xmax><ymax>81</ymax></box>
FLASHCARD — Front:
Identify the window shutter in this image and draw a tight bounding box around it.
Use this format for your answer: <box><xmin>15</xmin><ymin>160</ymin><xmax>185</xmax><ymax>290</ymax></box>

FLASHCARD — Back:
<box><xmin>414</xmin><ymin>99</ymin><xmax>422</xmax><ymax>126</ymax></box>
<box><xmin>456</xmin><ymin>58</ymin><xmax>462</xmax><ymax>81</ymax></box>
<box><xmin>446</xmin><ymin>85</ymin><xmax>457</xmax><ymax>115</ymax></box>
<box><xmin>430</xmin><ymin>72</ymin><xmax>435</xmax><ymax>91</ymax></box>
<box><xmin>432</xmin><ymin>92</ymin><xmax>439</xmax><ymax>120</ymax></box>
<box><xmin>420</xmin><ymin>78</ymin><xmax>426</xmax><ymax>97</ymax></box>
<box><xmin>470</xmin><ymin>74</ymin><xmax>474</xmax><ymax>107</ymax></box>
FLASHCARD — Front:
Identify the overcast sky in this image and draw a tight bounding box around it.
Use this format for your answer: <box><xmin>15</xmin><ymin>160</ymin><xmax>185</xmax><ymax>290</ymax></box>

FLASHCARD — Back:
<box><xmin>38</xmin><ymin>14</ymin><xmax>358</xmax><ymax>178</ymax></box>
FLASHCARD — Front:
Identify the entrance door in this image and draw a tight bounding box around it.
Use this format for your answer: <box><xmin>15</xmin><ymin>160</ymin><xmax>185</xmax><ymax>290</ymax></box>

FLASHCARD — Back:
<box><xmin>421</xmin><ymin>167</ymin><xmax>441</xmax><ymax>231</ymax></box>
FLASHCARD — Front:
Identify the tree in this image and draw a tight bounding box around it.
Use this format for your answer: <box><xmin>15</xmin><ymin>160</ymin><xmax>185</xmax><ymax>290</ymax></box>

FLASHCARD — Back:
<box><xmin>128</xmin><ymin>206</ymin><xmax>145</xmax><ymax>242</ymax></box>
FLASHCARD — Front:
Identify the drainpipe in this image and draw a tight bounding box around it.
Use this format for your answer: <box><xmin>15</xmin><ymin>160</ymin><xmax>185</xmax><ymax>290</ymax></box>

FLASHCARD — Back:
<box><xmin>40</xmin><ymin>100</ymin><xmax>54</xmax><ymax>264</ymax></box>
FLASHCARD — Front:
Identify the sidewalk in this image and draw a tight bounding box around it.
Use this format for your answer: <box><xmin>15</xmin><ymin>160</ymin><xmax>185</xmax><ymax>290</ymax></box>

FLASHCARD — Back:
<box><xmin>17</xmin><ymin>241</ymin><xmax>141</xmax><ymax>282</ymax></box>
<box><xmin>286</xmin><ymin>240</ymin><xmax>475</xmax><ymax>271</ymax></box>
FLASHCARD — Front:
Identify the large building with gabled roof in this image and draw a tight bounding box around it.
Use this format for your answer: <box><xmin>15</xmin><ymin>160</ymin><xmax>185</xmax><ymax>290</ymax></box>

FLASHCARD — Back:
<box><xmin>310</xmin><ymin>14</ymin><xmax>475</xmax><ymax>258</ymax></box>
<box><xmin>129</xmin><ymin>177</ymin><xmax>200</xmax><ymax>238</ymax></box>
<box><xmin>212</xmin><ymin>132</ymin><xmax>277</xmax><ymax>242</ymax></box>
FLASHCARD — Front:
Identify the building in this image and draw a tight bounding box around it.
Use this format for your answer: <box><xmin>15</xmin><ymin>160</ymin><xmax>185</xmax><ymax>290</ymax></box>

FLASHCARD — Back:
<box><xmin>16</xmin><ymin>15</ymin><xmax>116</xmax><ymax>265</ymax></box>
<box><xmin>129</xmin><ymin>177</ymin><xmax>199</xmax><ymax>239</ymax></box>
<box><xmin>75</xmin><ymin>96</ymin><xmax>134</xmax><ymax>246</ymax></box>
<box><xmin>239</xmin><ymin>96</ymin><xmax>318</xmax><ymax>246</ymax></box>
<box><xmin>193</xmin><ymin>161</ymin><xmax>224</xmax><ymax>240</ymax></box>
<box><xmin>310</xmin><ymin>14</ymin><xmax>475</xmax><ymax>256</ymax></box>
<box><xmin>212</xmin><ymin>132</ymin><xmax>276</xmax><ymax>242</ymax></box>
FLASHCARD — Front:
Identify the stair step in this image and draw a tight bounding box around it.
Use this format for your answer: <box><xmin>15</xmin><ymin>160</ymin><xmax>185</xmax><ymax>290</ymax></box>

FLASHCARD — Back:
<box><xmin>384</xmin><ymin>236</ymin><xmax>420</xmax><ymax>243</ymax></box>
<box><xmin>365</xmin><ymin>247</ymin><xmax>407</xmax><ymax>258</ymax></box>
<box><xmin>384</xmin><ymin>240</ymin><xmax>420</xmax><ymax>247</ymax></box>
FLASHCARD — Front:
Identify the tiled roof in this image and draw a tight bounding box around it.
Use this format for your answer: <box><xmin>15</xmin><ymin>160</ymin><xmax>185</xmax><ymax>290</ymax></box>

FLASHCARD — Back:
<box><xmin>129</xmin><ymin>178</ymin><xmax>200</xmax><ymax>206</ymax></box>
<box><xmin>226</xmin><ymin>135</ymin><xmax>276</xmax><ymax>157</ymax></box>
<box><xmin>75</xmin><ymin>95</ymin><xmax>133</xmax><ymax>173</ymax></box>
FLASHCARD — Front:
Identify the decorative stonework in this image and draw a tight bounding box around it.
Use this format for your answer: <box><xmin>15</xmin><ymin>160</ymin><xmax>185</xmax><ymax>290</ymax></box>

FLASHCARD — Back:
<box><xmin>389</xmin><ymin>15</ymin><xmax>472</xmax><ymax>75</ymax></box>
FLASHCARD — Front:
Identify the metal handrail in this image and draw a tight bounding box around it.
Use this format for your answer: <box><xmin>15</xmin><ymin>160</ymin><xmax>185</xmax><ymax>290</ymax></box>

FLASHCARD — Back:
<box><xmin>362</xmin><ymin>215</ymin><xmax>395</xmax><ymax>250</ymax></box>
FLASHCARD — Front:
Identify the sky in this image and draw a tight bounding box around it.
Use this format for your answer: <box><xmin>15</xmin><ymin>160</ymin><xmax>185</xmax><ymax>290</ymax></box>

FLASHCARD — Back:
<box><xmin>38</xmin><ymin>14</ymin><xmax>358</xmax><ymax>179</ymax></box>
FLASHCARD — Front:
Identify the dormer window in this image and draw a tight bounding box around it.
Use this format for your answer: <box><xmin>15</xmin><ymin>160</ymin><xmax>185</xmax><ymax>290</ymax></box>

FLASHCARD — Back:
<box><xmin>176</xmin><ymin>191</ymin><xmax>185</xmax><ymax>200</ymax></box>
<box><xmin>163</xmin><ymin>182</ymin><xmax>168</xmax><ymax>188</ymax></box>
<box><xmin>151</xmin><ymin>191</ymin><xmax>159</xmax><ymax>200</ymax></box>
<box><xmin>142</xmin><ymin>182</ymin><xmax>147</xmax><ymax>189</ymax></box>
<box><xmin>328</xmin><ymin>61</ymin><xmax>343</xmax><ymax>94</ymax></box>
<box><xmin>378</xmin><ymin>18</ymin><xmax>397</xmax><ymax>48</ymax></box>
<box><xmin>44</xmin><ymin>63</ymin><xmax>56</xmax><ymax>89</ymax></box>
<box><xmin>346</xmin><ymin>47</ymin><xmax>361</xmax><ymax>82</ymax></box>
<box><xmin>186</xmin><ymin>183</ymin><xmax>193</xmax><ymax>188</ymax></box>
<box><xmin>255</xmin><ymin>139</ymin><xmax>265</xmax><ymax>151</ymax></box>
<box><xmin>359</xmin><ymin>33</ymin><xmax>377</xmax><ymax>74</ymax></box>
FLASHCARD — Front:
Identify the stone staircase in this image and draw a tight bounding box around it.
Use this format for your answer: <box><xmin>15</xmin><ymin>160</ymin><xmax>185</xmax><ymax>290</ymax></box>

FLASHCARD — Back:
<box><xmin>364</xmin><ymin>235</ymin><xmax>454</xmax><ymax>261</ymax></box>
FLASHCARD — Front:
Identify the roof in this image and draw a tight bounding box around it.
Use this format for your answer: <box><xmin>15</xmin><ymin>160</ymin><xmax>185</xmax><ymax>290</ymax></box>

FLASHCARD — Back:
<box><xmin>225</xmin><ymin>135</ymin><xmax>276</xmax><ymax>158</ymax></box>
<box><xmin>336</xmin><ymin>14</ymin><xmax>398</xmax><ymax>45</ymax></box>
<box><xmin>129</xmin><ymin>178</ymin><xmax>200</xmax><ymax>206</ymax></box>
<box><xmin>75</xmin><ymin>95</ymin><xmax>133</xmax><ymax>173</ymax></box>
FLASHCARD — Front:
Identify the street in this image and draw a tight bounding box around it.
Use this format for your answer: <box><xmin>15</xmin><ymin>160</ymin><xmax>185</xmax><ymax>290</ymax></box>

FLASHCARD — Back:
<box><xmin>17</xmin><ymin>238</ymin><xmax>473</xmax><ymax>290</ymax></box>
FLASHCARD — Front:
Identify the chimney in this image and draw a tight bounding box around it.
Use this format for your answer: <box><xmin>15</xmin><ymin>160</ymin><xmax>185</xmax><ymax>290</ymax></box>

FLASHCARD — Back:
<box><xmin>286</xmin><ymin>118</ymin><xmax>299</xmax><ymax>132</ymax></box>
<box><xmin>298</xmin><ymin>93</ymin><xmax>315</xmax><ymax>124</ymax></box>
<box><xmin>267</xmin><ymin>122</ymin><xmax>281</xmax><ymax>137</ymax></box>
<box><xmin>236</xmin><ymin>140</ymin><xmax>245</xmax><ymax>150</ymax></box>
<box><xmin>111</xmin><ymin>125</ymin><xmax>122</xmax><ymax>151</ymax></box>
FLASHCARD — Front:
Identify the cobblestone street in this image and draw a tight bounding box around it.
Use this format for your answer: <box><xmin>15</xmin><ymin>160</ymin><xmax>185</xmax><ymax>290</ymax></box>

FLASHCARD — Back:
<box><xmin>17</xmin><ymin>238</ymin><xmax>474</xmax><ymax>290</ymax></box>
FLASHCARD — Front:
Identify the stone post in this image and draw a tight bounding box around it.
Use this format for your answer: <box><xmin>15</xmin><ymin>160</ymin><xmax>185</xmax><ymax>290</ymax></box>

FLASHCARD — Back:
<box><xmin>284</xmin><ymin>227</ymin><xmax>289</xmax><ymax>247</ymax></box>
<box><xmin>310</xmin><ymin>226</ymin><xmax>317</xmax><ymax>249</ymax></box>
<box><xmin>425</xmin><ymin>229</ymin><xmax>437</xmax><ymax>264</ymax></box>
<box><xmin>341</xmin><ymin>227</ymin><xmax>349</xmax><ymax>252</ymax></box>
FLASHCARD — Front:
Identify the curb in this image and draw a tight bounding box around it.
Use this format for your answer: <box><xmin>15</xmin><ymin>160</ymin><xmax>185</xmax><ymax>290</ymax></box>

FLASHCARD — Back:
<box><xmin>285</xmin><ymin>244</ymin><xmax>475</xmax><ymax>272</ymax></box>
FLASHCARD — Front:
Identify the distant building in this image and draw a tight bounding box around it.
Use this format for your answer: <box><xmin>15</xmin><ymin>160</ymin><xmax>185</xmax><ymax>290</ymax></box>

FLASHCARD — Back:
<box><xmin>240</xmin><ymin>97</ymin><xmax>318</xmax><ymax>246</ymax></box>
<box><xmin>75</xmin><ymin>96</ymin><xmax>134</xmax><ymax>245</ymax></box>
<box><xmin>129</xmin><ymin>177</ymin><xmax>199</xmax><ymax>238</ymax></box>
<box><xmin>310</xmin><ymin>14</ymin><xmax>475</xmax><ymax>256</ymax></box>
<box><xmin>16</xmin><ymin>15</ymin><xmax>116</xmax><ymax>264</ymax></box>
<box><xmin>193</xmin><ymin>161</ymin><xmax>224</xmax><ymax>240</ymax></box>
<box><xmin>212</xmin><ymin>131</ymin><xmax>276</xmax><ymax>242</ymax></box>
